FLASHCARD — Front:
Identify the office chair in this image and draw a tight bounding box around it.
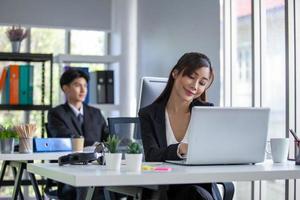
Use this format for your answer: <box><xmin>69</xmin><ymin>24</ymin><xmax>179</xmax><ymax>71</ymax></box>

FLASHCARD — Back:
<box><xmin>107</xmin><ymin>117</ymin><xmax>142</xmax><ymax>152</ymax></box>
<box><xmin>106</xmin><ymin>117</ymin><xmax>144</xmax><ymax>199</ymax></box>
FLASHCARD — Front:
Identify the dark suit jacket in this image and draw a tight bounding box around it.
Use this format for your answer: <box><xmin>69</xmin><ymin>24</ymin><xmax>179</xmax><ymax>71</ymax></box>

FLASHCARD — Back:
<box><xmin>138</xmin><ymin>99</ymin><xmax>213</xmax><ymax>162</ymax></box>
<box><xmin>47</xmin><ymin>103</ymin><xmax>108</xmax><ymax>146</ymax></box>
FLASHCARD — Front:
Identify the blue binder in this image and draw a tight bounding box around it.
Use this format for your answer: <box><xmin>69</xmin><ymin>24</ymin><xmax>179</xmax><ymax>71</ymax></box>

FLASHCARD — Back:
<box><xmin>33</xmin><ymin>138</ymin><xmax>72</xmax><ymax>152</ymax></box>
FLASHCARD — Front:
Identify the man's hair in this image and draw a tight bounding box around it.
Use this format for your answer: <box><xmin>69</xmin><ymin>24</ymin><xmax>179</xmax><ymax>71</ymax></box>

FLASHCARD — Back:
<box><xmin>60</xmin><ymin>69</ymin><xmax>89</xmax><ymax>89</ymax></box>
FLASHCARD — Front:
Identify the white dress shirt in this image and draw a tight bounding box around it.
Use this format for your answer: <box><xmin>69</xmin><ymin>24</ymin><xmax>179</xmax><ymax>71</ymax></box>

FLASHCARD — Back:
<box><xmin>68</xmin><ymin>103</ymin><xmax>84</xmax><ymax>118</ymax></box>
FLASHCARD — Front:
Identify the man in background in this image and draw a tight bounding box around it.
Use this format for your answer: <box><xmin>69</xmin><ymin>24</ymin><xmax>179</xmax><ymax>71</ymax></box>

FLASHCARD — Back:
<box><xmin>47</xmin><ymin>69</ymin><xmax>108</xmax><ymax>200</ymax></box>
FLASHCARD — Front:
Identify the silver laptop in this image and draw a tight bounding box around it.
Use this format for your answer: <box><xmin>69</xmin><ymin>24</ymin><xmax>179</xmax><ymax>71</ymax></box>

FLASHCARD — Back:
<box><xmin>166</xmin><ymin>107</ymin><xmax>270</xmax><ymax>165</ymax></box>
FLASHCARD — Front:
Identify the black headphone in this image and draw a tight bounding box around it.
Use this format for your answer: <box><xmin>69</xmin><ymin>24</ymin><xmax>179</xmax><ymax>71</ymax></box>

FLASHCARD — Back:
<box><xmin>58</xmin><ymin>142</ymin><xmax>108</xmax><ymax>166</ymax></box>
<box><xmin>58</xmin><ymin>152</ymin><xmax>99</xmax><ymax>166</ymax></box>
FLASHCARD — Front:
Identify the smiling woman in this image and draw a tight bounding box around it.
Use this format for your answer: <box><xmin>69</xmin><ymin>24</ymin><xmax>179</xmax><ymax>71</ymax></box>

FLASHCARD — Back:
<box><xmin>138</xmin><ymin>52</ymin><xmax>223</xmax><ymax>200</ymax></box>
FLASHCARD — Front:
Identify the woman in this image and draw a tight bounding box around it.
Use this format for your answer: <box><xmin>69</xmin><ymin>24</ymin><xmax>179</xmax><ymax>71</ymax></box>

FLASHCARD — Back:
<box><xmin>138</xmin><ymin>52</ymin><xmax>221</xmax><ymax>200</ymax></box>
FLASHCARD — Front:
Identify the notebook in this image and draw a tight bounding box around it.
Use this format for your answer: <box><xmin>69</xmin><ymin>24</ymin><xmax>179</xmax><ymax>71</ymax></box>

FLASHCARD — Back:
<box><xmin>166</xmin><ymin>107</ymin><xmax>270</xmax><ymax>165</ymax></box>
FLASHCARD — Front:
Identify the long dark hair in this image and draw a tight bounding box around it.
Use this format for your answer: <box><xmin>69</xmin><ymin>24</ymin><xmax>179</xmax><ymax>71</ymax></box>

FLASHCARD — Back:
<box><xmin>154</xmin><ymin>52</ymin><xmax>214</xmax><ymax>104</ymax></box>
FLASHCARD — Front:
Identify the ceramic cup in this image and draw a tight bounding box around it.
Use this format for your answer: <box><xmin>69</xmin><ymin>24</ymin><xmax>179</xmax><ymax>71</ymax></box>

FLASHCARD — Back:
<box><xmin>271</xmin><ymin>138</ymin><xmax>289</xmax><ymax>163</ymax></box>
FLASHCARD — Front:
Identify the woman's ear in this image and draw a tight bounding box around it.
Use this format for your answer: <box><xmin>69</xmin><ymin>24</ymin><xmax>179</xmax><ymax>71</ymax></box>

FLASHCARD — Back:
<box><xmin>172</xmin><ymin>69</ymin><xmax>179</xmax><ymax>79</ymax></box>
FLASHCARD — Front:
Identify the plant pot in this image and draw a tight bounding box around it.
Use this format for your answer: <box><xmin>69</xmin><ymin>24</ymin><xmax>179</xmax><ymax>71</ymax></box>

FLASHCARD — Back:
<box><xmin>11</xmin><ymin>41</ymin><xmax>21</xmax><ymax>53</ymax></box>
<box><xmin>1</xmin><ymin>138</ymin><xmax>15</xmax><ymax>153</ymax></box>
<box><xmin>125</xmin><ymin>153</ymin><xmax>143</xmax><ymax>172</ymax></box>
<box><xmin>105</xmin><ymin>153</ymin><xmax>122</xmax><ymax>171</ymax></box>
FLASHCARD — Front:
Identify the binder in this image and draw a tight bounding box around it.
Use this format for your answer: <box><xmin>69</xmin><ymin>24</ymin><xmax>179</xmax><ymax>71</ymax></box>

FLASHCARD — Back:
<box><xmin>9</xmin><ymin>65</ymin><xmax>19</xmax><ymax>104</ymax></box>
<box><xmin>19</xmin><ymin>65</ymin><xmax>30</xmax><ymax>104</ymax></box>
<box><xmin>0</xmin><ymin>67</ymin><xmax>7</xmax><ymax>91</ymax></box>
<box><xmin>96</xmin><ymin>71</ymin><xmax>106</xmax><ymax>103</ymax></box>
<box><xmin>28</xmin><ymin>65</ymin><xmax>33</xmax><ymax>104</ymax></box>
<box><xmin>105</xmin><ymin>70</ymin><xmax>114</xmax><ymax>104</ymax></box>
<box><xmin>3</xmin><ymin>67</ymin><xmax>10</xmax><ymax>104</ymax></box>
<box><xmin>33</xmin><ymin>138</ymin><xmax>72</xmax><ymax>152</ymax></box>
<box><xmin>95</xmin><ymin>70</ymin><xmax>115</xmax><ymax>104</ymax></box>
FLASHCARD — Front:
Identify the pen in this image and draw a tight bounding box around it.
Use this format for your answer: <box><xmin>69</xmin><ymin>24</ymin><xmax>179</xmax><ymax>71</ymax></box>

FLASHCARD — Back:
<box><xmin>289</xmin><ymin>129</ymin><xmax>300</xmax><ymax>142</ymax></box>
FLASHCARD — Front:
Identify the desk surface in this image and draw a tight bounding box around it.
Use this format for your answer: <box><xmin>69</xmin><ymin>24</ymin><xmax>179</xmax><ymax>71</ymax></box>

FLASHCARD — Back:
<box><xmin>27</xmin><ymin>161</ymin><xmax>300</xmax><ymax>187</ymax></box>
<box><xmin>0</xmin><ymin>152</ymin><xmax>70</xmax><ymax>161</ymax></box>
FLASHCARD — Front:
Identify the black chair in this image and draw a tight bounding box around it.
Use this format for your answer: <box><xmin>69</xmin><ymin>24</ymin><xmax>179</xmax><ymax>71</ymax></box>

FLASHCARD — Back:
<box><xmin>106</xmin><ymin>117</ymin><xmax>144</xmax><ymax>199</ymax></box>
<box><xmin>107</xmin><ymin>117</ymin><xmax>235</xmax><ymax>200</ymax></box>
<box><xmin>107</xmin><ymin>117</ymin><xmax>142</xmax><ymax>155</ymax></box>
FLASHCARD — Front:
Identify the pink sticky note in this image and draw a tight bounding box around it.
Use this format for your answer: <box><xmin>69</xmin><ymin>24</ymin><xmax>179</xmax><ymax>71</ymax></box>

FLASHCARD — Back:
<box><xmin>153</xmin><ymin>167</ymin><xmax>172</xmax><ymax>172</ymax></box>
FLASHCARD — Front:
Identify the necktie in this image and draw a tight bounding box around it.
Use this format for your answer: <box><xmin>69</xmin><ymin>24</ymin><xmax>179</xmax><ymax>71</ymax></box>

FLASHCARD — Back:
<box><xmin>77</xmin><ymin>114</ymin><xmax>84</xmax><ymax>133</ymax></box>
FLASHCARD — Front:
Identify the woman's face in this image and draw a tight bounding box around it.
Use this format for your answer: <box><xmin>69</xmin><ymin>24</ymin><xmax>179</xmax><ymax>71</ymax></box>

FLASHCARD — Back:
<box><xmin>172</xmin><ymin>67</ymin><xmax>211</xmax><ymax>103</ymax></box>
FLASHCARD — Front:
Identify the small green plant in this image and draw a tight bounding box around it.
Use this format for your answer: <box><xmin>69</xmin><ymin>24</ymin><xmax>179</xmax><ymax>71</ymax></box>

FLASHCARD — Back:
<box><xmin>127</xmin><ymin>142</ymin><xmax>142</xmax><ymax>154</ymax></box>
<box><xmin>105</xmin><ymin>135</ymin><xmax>120</xmax><ymax>153</ymax></box>
<box><xmin>0</xmin><ymin>126</ymin><xmax>18</xmax><ymax>140</ymax></box>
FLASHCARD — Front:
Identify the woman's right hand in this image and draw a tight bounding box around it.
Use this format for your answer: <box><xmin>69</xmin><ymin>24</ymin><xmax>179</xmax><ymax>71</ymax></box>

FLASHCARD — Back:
<box><xmin>178</xmin><ymin>143</ymin><xmax>188</xmax><ymax>156</ymax></box>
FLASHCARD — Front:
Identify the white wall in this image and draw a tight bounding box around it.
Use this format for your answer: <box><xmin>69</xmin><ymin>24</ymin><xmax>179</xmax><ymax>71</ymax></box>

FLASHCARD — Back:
<box><xmin>137</xmin><ymin>0</ymin><xmax>220</xmax><ymax>105</ymax></box>
<box><xmin>0</xmin><ymin>0</ymin><xmax>111</xmax><ymax>30</ymax></box>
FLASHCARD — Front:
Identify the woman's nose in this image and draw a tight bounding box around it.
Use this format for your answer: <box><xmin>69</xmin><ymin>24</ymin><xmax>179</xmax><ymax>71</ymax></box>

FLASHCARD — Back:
<box><xmin>190</xmin><ymin>80</ymin><xmax>198</xmax><ymax>90</ymax></box>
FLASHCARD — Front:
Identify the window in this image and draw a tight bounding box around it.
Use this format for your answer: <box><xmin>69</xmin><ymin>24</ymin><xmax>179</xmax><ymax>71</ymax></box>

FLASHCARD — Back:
<box><xmin>261</xmin><ymin>0</ymin><xmax>286</xmax><ymax>199</ymax></box>
<box><xmin>222</xmin><ymin>0</ymin><xmax>289</xmax><ymax>199</ymax></box>
<box><xmin>229</xmin><ymin>0</ymin><xmax>253</xmax><ymax>198</ymax></box>
<box><xmin>71</xmin><ymin>30</ymin><xmax>106</xmax><ymax>55</ymax></box>
<box><xmin>231</xmin><ymin>0</ymin><xmax>252</xmax><ymax>107</ymax></box>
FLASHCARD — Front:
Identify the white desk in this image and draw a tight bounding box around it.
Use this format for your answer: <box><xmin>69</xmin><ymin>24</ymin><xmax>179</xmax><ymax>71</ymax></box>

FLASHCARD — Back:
<box><xmin>27</xmin><ymin>161</ymin><xmax>300</xmax><ymax>199</ymax></box>
<box><xmin>0</xmin><ymin>152</ymin><xmax>69</xmax><ymax>161</ymax></box>
<box><xmin>0</xmin><ymin>152</ymin><xmax>70</xmax><ymax>200</ymax></box>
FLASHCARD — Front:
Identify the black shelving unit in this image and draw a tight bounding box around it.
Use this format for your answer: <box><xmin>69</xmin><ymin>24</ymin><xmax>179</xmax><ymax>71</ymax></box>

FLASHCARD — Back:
<box><xmin>0</xmin><ymin>52</ymin><xmax>53</xmax><ymax>137</ymax></box>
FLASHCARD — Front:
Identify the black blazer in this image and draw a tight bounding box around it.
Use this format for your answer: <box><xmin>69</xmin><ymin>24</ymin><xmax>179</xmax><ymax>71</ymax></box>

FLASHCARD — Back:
<box><xmin>47</xmin><ymin>103</ymin><xmax>108</xmax><ymax>146</ymax></box>
<box><xmin>138</xmin><ymin>99</ymin><xmax>213</xmax><ymax>162</ymax></box>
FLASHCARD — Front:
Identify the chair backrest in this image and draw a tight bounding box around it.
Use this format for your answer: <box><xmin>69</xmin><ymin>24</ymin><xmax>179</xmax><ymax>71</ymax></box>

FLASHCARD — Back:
<box><xmin>107</xmin><ymin>117</ymin><xmax>142</xmax><ymax>154</ymax></box>
<box><xmin>138</xmin><ymin>77</ymin><xmax>168</xmax><ymax>110</ymax></box>
<box><xmin>108</xmin><ymin>117</ymin><xmax>141</xmax><ymax>140</ymax></box>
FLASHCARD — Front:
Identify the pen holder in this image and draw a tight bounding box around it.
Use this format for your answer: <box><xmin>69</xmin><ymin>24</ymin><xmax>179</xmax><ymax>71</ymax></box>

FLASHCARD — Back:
<box><xmin>295</xmin><ymin>141</ymin><xmax>300</xmax><ymax>165</ymax></box>
<box><xmin>19</xmin><ymin>137</ymin><xmax>33</xmax><ymax>153</ymax></box>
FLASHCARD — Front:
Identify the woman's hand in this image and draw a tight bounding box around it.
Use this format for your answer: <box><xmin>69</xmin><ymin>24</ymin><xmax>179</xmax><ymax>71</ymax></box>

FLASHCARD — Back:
<box><xmin>178</xmin><ymin>143</ymin><xmax>188</xmax><ymax>156</ymax></box>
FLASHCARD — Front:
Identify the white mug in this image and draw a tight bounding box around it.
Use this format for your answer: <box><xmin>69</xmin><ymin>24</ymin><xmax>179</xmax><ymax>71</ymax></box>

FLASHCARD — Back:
<box><xmin>270</xmin><ymin>138</ymin><xmax>289</xmax><ymax>163</ymax></box>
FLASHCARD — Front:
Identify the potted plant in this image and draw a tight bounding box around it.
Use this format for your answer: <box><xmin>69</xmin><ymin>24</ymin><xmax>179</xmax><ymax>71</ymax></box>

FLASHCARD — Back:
<box><xmin>0</xmin><ymin>126</ymin><xmax>18</xmax><ymax>153</ymax></box>
<box><xmin>6</xmin><ymin>25</ymin><xmax>29</xmax><ymax>53</ymax></box>
<box><xmin>104</xmin><ymin>135</ymin><xmax>122</xmax><ymax>170</ymax></box>
<box><xmin>125</xmin><ymin>142</ymin><xmax>143</xmax><ymax>172</ymax></box>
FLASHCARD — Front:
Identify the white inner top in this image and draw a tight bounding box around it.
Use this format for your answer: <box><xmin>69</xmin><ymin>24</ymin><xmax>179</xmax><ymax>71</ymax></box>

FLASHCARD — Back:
<box><xmin>165</xmin><ymin>110</ymin><xmax>188</xmax><ymax>146</ymax></box>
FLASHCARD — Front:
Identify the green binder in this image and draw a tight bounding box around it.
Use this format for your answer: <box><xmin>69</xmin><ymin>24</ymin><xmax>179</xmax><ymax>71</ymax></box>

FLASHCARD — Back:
<box><xmin>19</xmin><ymin>65</ymin><xmax>29</xmax><ymax>104</ymax></box>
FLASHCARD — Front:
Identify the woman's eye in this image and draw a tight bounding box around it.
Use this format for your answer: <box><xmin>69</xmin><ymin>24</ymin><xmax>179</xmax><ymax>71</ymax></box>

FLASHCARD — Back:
<box><xmin>199</xmin><ymin>81</ymin><xmax>207</xmax><ymax>86</ymax></box>
<box><xmin>188</xmin><ymin>75</ymin><xmax>195</xmax><ymax>79</ymax></box>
